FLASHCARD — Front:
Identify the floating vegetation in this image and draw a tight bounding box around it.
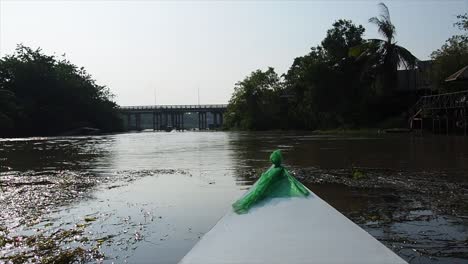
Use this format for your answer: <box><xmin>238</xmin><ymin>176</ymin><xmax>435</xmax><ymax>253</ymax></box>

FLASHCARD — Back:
<box><xmin>351</xmin><ymin>168</ymin><xmax>367</xmax><ymax>180</ymax></box>
<box><xmin>290</xmin><ymin>167</ymin><xmax>468</xmax><ymax>262</ymax></box>
<box><xmin>0</xmin><ymin>222</ymin><xmax>105</xmax><ymax>263</ymax></box>
<box><xmin>84</xmin><ymin>217</ymin><xmax>97</xmax><ymax>223</ymax></box>
<box><xmin>0</xmin><ymin>168</ymin><xmax>190</xmax><ymax>263</ymax></box>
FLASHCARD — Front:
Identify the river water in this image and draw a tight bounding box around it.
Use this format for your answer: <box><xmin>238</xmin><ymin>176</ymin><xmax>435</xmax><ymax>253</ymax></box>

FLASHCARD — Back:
<box><xmin>1</xmin><ymin>131</ymin><xmax>468</xmax><ymax>263</ymax></box>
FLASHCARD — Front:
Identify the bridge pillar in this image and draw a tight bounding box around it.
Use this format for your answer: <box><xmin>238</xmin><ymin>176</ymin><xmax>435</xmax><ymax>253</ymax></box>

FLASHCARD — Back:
<box><xmin>198</xmin><ymin>112</ymin><xmax>201</xmax><ymax>130</ymax></box>
<box><xmin>169</xmin><ymin>112</ymin><xmax>173</xmax><ymax>128</ymax></box>
<box><xmin>181</xmin><ymin>113</ymin><xmax>184</xmax><ymax>130</ymax></box>
<box><xmin>178</xmin><ymin>113</ymin><xmax>182</xmax><ymax>130</ymax></box>
<box><xmin>158</xmin><ymin>112</ymin><xmax>161</xmax><ymax>130</ymax></box>
<box><xmin>136</xmin><ymin>113</ymin><xmax>141</xmax><ymax>131</ymax></box>
<box><xmin>127</xmin><ymin>113</ymin><xmax>131</xmax><ymax>131</ymax></box>
<box><xmin>219</xmin><ymin>112</ymin><xmax>223</xmax><ymax>127</ymax></box>
<box><xmin>198</xmin><ymin>112</ymin><xmax>207</xmax><ymax>130</ymax></box>
<box><xmin>213</xmin><ymin>112</ymin><xmax>218</xmax><ymax>128</ymax></box>
<box><xmin>152</xmin><ymin>112</ymin><xmax>156</xmax><ymax>131</ymax></box>
<box><xmin>178</xmin><ymin>113</ymin><xmax>183</xmax><ymax>130</ymax></box>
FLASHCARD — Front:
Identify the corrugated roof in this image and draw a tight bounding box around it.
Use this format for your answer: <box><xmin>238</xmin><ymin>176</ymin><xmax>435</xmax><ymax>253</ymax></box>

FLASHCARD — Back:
<box><xmin>445</xmin><ymin>65</ymin><xmax>468</xmax><ymax>82</ymax></box>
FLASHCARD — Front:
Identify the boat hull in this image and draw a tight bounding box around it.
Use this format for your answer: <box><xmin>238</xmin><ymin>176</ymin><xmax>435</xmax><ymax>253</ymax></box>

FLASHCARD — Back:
<box><xmin>179</xmin><ymin>189</ymin><xmax>407</xmax><ymax>264</ymax></box>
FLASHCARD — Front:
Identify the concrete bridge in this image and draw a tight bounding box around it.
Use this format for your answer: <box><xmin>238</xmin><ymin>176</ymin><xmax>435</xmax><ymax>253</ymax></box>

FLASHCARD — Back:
<box><xmin>119</xmin><ymin>104</ymin><xmax>227</xmax><ymax>131</ymax></box>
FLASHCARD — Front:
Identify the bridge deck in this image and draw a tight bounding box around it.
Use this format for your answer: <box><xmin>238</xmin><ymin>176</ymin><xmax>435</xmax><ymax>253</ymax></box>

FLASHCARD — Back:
<box><xmin>119</xmin><ymin>104</ymin><xmax>227</xmax><ymax>131</ymax></box>
<box><xmin>120</xmin><ymin>104</ymin><xmax>227</xmax><ymax>112</ymax></box>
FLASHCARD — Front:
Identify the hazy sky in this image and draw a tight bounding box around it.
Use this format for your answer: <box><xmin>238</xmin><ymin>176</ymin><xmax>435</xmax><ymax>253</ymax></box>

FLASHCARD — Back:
<box><xmin>1</xmin><ymin>1</ymin><xmax>466</xmax><ymax>106</ymax></box>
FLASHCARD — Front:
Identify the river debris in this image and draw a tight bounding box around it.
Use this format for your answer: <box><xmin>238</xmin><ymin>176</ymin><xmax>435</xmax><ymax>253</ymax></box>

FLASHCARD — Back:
<box><xmin>0</xmin><ymin>223</ymin><xmax>105</xmax><ymax>264</ymax></box>
<box><xmin>0</xmin><ymin>168</ymin><xmax>190</xmax><ymax>263</ymax></box>
<box><xmin>292</xmin><ymin>167</ymin><xmax>468</xmax><ymax>217</ymax></box>
<box><xmin>299</xmin><ymin>167</ymin><xmax>468</xmax><ymax>262</ymax></box>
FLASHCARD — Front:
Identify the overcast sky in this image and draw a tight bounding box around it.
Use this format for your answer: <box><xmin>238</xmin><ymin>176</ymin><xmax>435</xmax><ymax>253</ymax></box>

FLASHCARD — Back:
<box><xmin>1</xmin><ymin>0</ymin><xmax>466</xmax><ymax>106</ymax></box>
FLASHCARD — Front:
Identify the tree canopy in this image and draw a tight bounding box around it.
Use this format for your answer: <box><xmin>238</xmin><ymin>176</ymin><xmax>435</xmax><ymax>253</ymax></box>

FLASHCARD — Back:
<box><xmin>431</xmin><ymin>13</ymin><xmax>468</xmax><ymax>91</ymax></box>
<box><xmin>225</xmin><ymin>67</ymin><xmax>284</xmax><ymax>130</ymax></box>
<box><xmin>0</xmin><ymin>45</ymin><xmax>122</xmax><ymax>137</ymax></box>
<box><xmin>225</xmin><ymin>19</ymin><xmax>372</xmax><ymax>130</ymax></box>
<box><xmin>349</xmin><ymin>3</ymin><xmax>417</xmax><ymax>96</ymax></box>
<box><xmin>225</xmin><ymin>4</ymin><xmax>428</xmax><ymax>131</ymax></box>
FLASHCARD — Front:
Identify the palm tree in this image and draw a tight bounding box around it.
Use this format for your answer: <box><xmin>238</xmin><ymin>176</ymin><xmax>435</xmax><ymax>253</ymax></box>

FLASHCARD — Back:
<box><xmin>350</xmin><ymin>3</ymin><xmax>418</xmax><ymax>95</ymax></box>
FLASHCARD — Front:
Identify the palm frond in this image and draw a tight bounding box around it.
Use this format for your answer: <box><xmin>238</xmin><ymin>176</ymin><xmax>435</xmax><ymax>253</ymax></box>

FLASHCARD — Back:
<box><xmin>395</xmin><ymin>45</ymin><xmax>418</xmax><ymax>69</ymax></box>
<box><xmin>368</xmin><ymin>17</ymin><xmax>382</xmax><ymax>27</ymax></box>
<box><xmin>349</xmin><ymin>39</ymin><xmax>385</xmax><ymax>58</ymax></box>
<box><xmin>378</xmin><ymin>3</ymin><xmax>391</xmax><ymax>23</ymax></box>
<box><xmin>369</xmin><ymin>3</ymin><xmax>395</xmax><ymax>42</ymax></box>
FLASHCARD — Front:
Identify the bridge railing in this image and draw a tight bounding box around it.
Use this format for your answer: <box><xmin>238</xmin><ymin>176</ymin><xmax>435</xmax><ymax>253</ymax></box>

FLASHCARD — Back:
<box><xmin>119</xmin><ymin>104</ymin><xmax>228</xmax><ymax>111</ymax></box>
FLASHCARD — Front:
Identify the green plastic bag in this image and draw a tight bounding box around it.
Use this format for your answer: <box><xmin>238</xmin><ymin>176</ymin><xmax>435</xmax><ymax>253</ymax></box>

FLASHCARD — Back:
<box><xmin>232</xmin><ymin>150</ymin><xmax>310</xmax><ymax>214</ymax></box>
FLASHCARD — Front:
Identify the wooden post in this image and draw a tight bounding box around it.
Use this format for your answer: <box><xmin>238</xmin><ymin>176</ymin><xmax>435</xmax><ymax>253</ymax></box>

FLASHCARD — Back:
<box><xmin>421</xmin><ymin>118</ymin><xmax>423</xmax><ymax>134</ymax></box>
<box><xmin>438</xmin><ymin>117</ymin><xmax>441</xmax><ymax>134</ymax></box>
<box><xmin>152</xmin><ymin>112</ymin><xmax>156</xmax><ymax>131</ymax></box>
<box><xmin>464</xmin><ymin>108</ymin><xmax>467</xmax><ymax>136</ymax></box>
<box><xmin>432</xmin><ymin>117</ymin><xmax>435</xmax><ymax>134</ymax></box>
<box><xmin>446</xmin><ymin>115</ymin><xmax>449</xmax><ymax>135</ymax></box>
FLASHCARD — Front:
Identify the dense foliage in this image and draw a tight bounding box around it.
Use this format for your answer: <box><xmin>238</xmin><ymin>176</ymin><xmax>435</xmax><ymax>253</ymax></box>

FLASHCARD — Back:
<box><xmin>431</xmin><ymin>13</ymin><xmax>468</xmax><ymax>91</ymax></box>
<box><xmin>349</xmin><ymin>3</ymin><xmax>417</xmax><ymax>96</ymax></box>
<box><xmin>226</xmin><ymin>5</ymin><xmax>466</xmax><ymax>131</ymax></box>
<box><xmin>225</xmin><ymin>68</ymin><xmax>284</xmax><ymax>130</ymax></box>
<box><xmin>226</xmin><ymin>15</ymin><xmax>414</xmax><ymax>130</ymax></box>
<box><xmin>0</xmin><ymin>45</ymin><xmax>122</xmax><ymax>137</ymax></box>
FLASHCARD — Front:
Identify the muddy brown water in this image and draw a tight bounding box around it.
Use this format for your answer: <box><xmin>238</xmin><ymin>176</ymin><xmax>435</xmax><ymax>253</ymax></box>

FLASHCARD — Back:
<box><xmin>1</xmin><ymin>131</ymin><xmax>468</xmax><ymax>263</ymax></box>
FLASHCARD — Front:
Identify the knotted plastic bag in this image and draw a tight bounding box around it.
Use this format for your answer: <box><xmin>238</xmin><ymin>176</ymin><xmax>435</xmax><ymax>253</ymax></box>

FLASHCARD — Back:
<box><xmin>232</xmin><ymin>150</ymin><xmax>310</xmax><ymax>214</ymax></box>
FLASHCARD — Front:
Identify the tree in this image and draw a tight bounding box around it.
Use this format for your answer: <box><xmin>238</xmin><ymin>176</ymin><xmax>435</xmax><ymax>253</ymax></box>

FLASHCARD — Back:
<box><xmin>322</xmin><ymin>19</ymin><xmax>365</xmax><ymax>63</ymax></box>
<box><xmin>350</xmin><ymin>3</ymin><xmax>417</xmax><ymax>95</ymax></box>
<box><xmin>224</xmin><ymin>67</ymin><xmax>283</xmax><ymax>130</ymax></box>
<box><xmin>454</xmin><ymin>13</ymin><xmax>468</xmax><ymax>38</ymax></box>
<box><xmin>283</xmin><ymin>20</ymin><xmax>368</xmax><ymax>129</ymax></box>
<box><xmin>0</xmin><ymin>89</ymin><xmax>16</xmax><ymax>134</ymax></box>
<box><xmin>431</xmin><ymin>13</ymin><xmax>468</xmax><ymax>91</ymax></box>
<box><xmin>0</xmin><ymin>45</ymin><xmax>122</xmax><ymax>137</ymax></box>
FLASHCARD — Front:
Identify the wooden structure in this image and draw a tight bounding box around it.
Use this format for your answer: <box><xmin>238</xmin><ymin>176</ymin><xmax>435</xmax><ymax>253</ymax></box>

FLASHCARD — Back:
<box><xmin>409</xmin><ymin>66</ymin><xmax>468</xmax><ymax>135</ymax></box>
<box><xmin>409</xmin><ymin>90</ymin><xmax>468</xmax><ymax>135</ymax></box>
